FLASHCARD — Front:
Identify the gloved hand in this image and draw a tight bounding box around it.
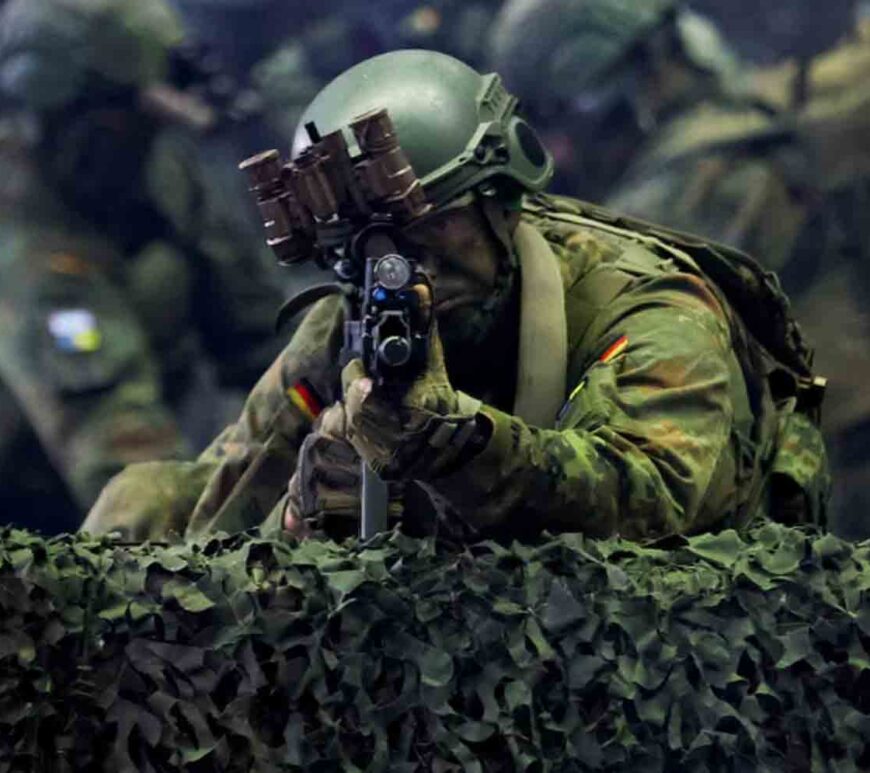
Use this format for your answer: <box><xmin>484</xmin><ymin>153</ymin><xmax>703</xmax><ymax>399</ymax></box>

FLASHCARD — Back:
<box><xmin>284</xmin><ymin>402</ymin><xmax>402</xmax><ymax>539</ymax></box>
<box><xmin>341</xmin><ymin>324</ymin><xmax>489</xmax><ymax>480</ymax></box>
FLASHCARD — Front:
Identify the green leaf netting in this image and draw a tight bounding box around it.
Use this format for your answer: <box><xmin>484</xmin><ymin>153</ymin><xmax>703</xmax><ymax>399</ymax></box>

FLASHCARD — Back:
<box><xmin>0</xmin><ymin>523</ymin><xmax>868</xmax><ymax>772</ymax></box>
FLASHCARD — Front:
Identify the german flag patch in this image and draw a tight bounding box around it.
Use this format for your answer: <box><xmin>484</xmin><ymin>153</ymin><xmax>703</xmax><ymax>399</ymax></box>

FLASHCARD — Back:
<box><xmin>561</xmin><ymin>333</ymin><xmax>630</xmax><ymax>414</ymax></box>
<box><xmin>287</xmin><ymin>378</ymin><xmax>323</xmax><ymax>422</ymax></box>
<box><xmin>598</xmin><ymin>334</ymin><xmax>628</xmax><ymax>364</ymax></box>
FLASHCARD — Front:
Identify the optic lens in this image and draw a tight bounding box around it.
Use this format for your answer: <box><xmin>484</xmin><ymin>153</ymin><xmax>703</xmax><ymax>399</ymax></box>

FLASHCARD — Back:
<box><xmin>375</xmin><ymin>254</ymin><xmax>412</xmax><ymax>290</ymax></box>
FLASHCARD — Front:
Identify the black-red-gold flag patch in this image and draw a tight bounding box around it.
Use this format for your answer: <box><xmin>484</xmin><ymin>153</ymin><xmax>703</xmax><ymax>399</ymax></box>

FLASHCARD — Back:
<box><xmin>287</xmin><ymin>379</ymin><xmax>323</xmax><ymax>422</ymax></box>
<box><xmin>599</xmin><ymin>334</ymin><xmax>628</xmax><ymax>364</ymax></box>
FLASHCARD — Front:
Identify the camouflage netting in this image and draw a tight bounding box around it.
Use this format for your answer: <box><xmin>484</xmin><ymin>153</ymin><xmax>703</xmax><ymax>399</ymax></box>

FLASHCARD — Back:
<box><xmin>1</xmin><ymin>523</ymin><xmax>869</xmax><ymax>771</ymax></box>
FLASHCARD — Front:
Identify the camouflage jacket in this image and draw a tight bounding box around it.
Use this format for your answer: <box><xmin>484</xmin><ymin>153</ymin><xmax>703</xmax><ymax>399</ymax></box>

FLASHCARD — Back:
<box><xmin>605</xmin><ymin>85</ymin><xmax>870</xmax><ymax>538</ymax></box>
<box><xmin>82</xmin><ymin>193</ymin><xmax>830</xmax><ymax>542</ymax></box>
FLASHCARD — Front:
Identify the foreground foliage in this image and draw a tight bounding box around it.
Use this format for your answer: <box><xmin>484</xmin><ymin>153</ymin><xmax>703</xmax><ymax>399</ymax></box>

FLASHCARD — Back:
<box><xmin>0</xmin><ymin>523</ymin><xmax>869</xmax><ymax>772</ymax></box>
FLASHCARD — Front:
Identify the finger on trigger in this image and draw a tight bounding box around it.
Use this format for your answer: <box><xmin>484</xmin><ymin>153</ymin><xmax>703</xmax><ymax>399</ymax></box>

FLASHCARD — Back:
<box><xmin>283</xmin><ymin>490</ymin><xmax>310</xmax><ymax>538</ymax></box>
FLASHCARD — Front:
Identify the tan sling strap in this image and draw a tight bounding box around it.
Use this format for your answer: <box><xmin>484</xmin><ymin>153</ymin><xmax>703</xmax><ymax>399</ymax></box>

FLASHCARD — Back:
<box><xmin>511</xmin><ymin>221</ymin><xmax>568</xmax><ymax>429</ymax></box>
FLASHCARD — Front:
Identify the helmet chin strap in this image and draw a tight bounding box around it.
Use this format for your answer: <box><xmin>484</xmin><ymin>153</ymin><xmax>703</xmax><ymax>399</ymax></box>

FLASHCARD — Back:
<box><xmin>479</xmin><ymin>193</ymin><xmax>519</xmax><ymax>270</ymax></box>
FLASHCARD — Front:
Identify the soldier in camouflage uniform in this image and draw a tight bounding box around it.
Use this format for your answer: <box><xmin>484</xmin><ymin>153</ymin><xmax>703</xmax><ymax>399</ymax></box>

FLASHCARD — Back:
<box><xmin>82</xmin><ymin>51</ymin><xmax>830</xmax><ymax>544</ymax></box>
<box><xmin>601</xmin><ymin>0</ymin><xmax>861</xmax><ymax>279</ymax></box>
<box><xmin>0</xmin><ymin>0</ymin><xmax>285</xmax><ymax>532</ymax></box>
<box><xmin>575</xmin><ymin>1</ymin><xmax>870</xmax><ymax>539</ymax></box>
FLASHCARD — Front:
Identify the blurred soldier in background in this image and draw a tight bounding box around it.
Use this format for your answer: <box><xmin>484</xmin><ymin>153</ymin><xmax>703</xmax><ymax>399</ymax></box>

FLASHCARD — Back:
<box><xmin>250</xmin><ymin>0</ymin><xmax>504</xmax><ymax>144</ymax></box>
<box><xmin>605</xmin><ymin>0</ymin><xmax>870</xmax><ymax>540</ymax></box>
<box><xmin>169</xmin><ymin>0</ymin><xmax>502</xmax><ymax>83</ymax></box>
<box><xmin>0</xmin><ymin>0</ymin><xmax>286</xmax><ymax>533</ymax></box>
<box><xmin>488</xmin><ymin>0</ymin><xmax>744</xmax><ymax>202</ymax></box>
<box><xmin>688</xmin><ymin>0</ymin><xmax>857</xmax><ymax>70</ymax></box>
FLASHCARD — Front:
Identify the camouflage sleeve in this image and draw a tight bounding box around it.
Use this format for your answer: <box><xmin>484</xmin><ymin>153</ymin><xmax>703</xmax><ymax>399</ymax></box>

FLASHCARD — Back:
<box><xmin>79</xmin><ymin>460</ymin><xmax>216</xmax><ymax>540</ymax></box>
<box><xmin>0</xmin><ymin>250</ymin><xmax>189</xmax><ymax>512</ymax></box>
<box><xmin>83</xmin><ymin>296</ymin><xmax>345</xmax><ymax>540</ymax></box>
<box><xmin>183</xmin><ymin>296</ymin><xmax>345</xmax><ymax>537</ymax></box>
<box><xmin>428</xmin><ymin>273</ymin><xmax>737</xmax><ymax>542</ymax></box>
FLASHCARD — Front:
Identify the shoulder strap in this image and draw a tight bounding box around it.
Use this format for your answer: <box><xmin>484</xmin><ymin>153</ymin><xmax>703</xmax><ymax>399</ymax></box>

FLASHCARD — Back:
<box><xmin>512</xmin><ymin>222</ymin><xmax>568</xmax><ymax>429</ymax></box>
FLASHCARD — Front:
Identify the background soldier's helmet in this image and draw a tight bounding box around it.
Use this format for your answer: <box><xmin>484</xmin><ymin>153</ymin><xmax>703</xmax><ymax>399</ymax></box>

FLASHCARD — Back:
<box><xmin>488</xmin><ymin>0</ymin><xmax>737</xmax><ymax>116</ymax></box>
<box><xmin>291</xmin><ymin>49</ymin><xmax>554</xmax><ymax>209</ymax></box>
<box><xmin>0</xmin><ymin>0</ymin><xmax>183</xmax><ymax>112</ymax></box>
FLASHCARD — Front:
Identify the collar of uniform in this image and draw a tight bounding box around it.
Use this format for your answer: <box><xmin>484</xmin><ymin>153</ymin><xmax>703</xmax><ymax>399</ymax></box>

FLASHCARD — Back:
<box><xmin>511</xmin><ymin>222</ymin><xmax>568</xmax><ymax>429</ymax></box>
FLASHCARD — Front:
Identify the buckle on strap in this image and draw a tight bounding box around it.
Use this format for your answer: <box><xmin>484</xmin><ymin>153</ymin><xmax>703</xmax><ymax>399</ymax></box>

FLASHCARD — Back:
<box><xmin>796</xmin><ymin>376</ymin><xmax>827</xmax><ymax>426</ymax></box>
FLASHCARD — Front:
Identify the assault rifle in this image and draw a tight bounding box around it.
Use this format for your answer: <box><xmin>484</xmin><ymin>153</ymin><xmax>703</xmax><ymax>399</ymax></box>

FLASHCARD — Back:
<box><xmin>239</xmin><ymin>108</ymin><xmax>434</xmax><ymax>538</ymax></box>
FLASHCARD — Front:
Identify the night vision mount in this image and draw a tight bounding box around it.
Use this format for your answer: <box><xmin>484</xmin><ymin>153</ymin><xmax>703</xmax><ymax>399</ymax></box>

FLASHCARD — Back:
<box><xmin>240</xmin><ymin>107</ymin><xmax>435</xmax><ymax>389</ymax></box>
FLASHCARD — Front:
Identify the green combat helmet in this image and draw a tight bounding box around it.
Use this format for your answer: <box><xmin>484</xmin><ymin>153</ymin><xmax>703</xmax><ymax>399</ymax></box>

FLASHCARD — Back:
<box><xmin>489</xmin><ymin>0</ymin><xmax>739</xmax><ymax>116</ymax></box>
<box><xmin>490</xmin><ymin>0</ymin><xmax>677</xmax><ymax>114</ymax></box>
<box><xmin>0</xmin><ymin>0</ymin><xmax>183</xmax><ymax>112</ymax></box>
<box><xmin>487</xmin><ymin>0</ymin><xmax>740</xmax><ymax>199</ymax></box>
<box><xmin>291</xmin><ymin>49</ymin><xmax>554</xmax><ymax>209</ymax></box>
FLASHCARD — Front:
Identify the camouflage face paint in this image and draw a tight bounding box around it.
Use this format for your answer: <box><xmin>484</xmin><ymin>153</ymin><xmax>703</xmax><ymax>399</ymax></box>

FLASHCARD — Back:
<box><xmin>402</xmin><ymin>197</ymin><xmax>516</xmax><ymax>356</ymax></box>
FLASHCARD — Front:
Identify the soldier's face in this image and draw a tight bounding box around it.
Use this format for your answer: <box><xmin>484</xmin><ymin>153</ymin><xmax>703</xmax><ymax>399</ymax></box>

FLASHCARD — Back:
<box><xmin>401</xmin><ymin>198</ymin><xmax>516</xmax><ymax>359</ymax></box>
<box><xmin>402</xmin><ymin>199</ymin><xmax>504</xmax><ymax>321</ymax></box>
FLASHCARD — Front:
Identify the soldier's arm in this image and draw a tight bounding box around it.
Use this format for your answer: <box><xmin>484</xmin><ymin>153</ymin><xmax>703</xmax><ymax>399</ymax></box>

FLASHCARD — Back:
<box><xmin>197</xmin><ymin>296</ymin><xmax>343</xmax><ymax>460</ymax></box>
<box><xmin>0</xmin><ymin>253</ymin><xmax>191</xmax><ymax>521</ymax></box>
<box><xmin>428</xmin><ymin>274</ymin><xmax>739</xmax><ymax>541</ymax></box>
<box><xmin>83</xmin><ymin>296</ymin><xmax>344</xmax><ymax>540</ymax></box>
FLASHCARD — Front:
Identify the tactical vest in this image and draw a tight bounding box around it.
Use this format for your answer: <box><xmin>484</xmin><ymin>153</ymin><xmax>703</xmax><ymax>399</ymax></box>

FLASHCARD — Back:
<box><xmin>525</xmin><ymin>193</ymin><xmax>830</xmax><ymax>527</ymax></box>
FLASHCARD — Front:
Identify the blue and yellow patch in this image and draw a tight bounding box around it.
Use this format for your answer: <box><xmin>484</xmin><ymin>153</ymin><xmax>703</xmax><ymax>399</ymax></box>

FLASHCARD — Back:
<box><xmin>47</xmin><ymin>309</ymin><xmax>103</xmax><ymax>353</ymax></box>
